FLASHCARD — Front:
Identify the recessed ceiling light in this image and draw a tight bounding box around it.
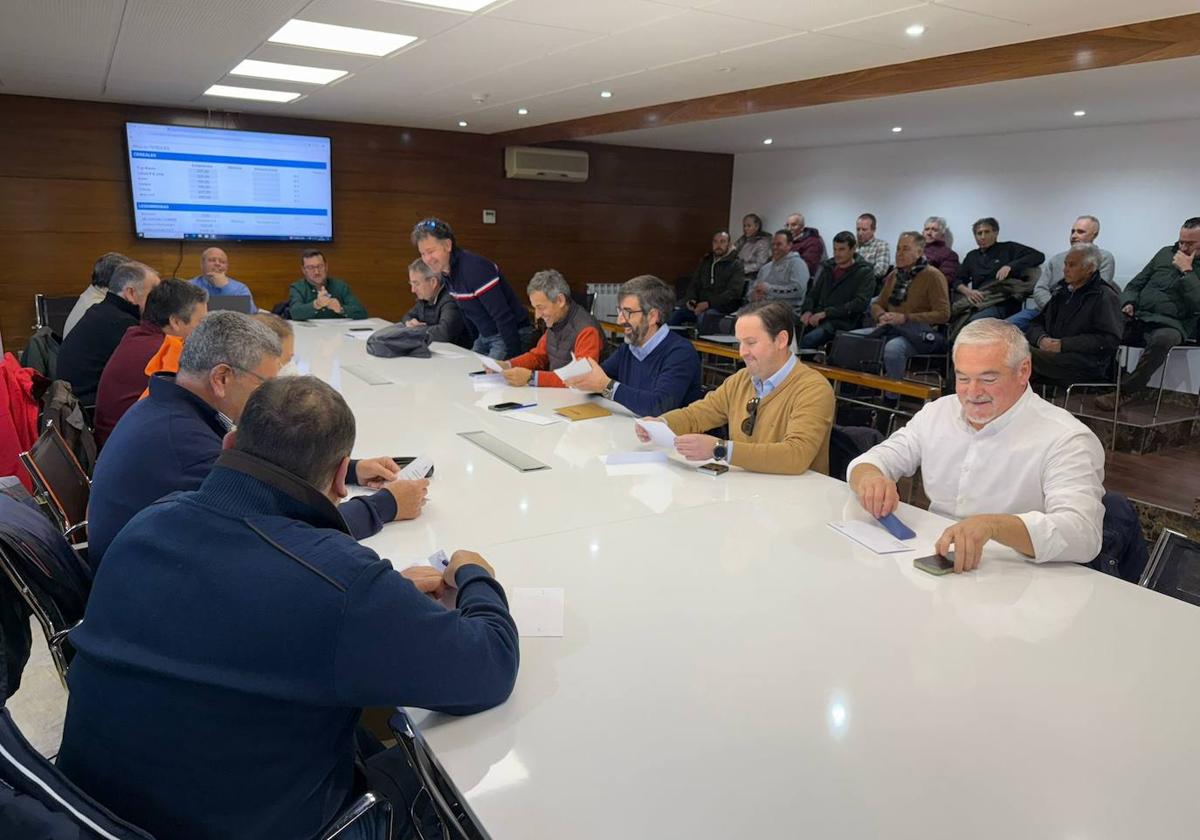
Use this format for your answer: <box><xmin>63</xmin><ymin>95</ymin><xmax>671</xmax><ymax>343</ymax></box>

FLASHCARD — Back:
<box><xmin>393</xmin><ymin>0</ymin><xmax>496</xmax><ymax>10</ymax></box>
<box><xmin>762</xmin><ymin>138</ymin><xmax>773</xmax><ymax>145</ymax></box>
<box><xmin>203</xmin><ymin>84</ymin><xmax>301</xmax><ymax>103</ymax></box>
<box><xmin>1073</xmin><ymin>110</ymin><xmax>1087</xmax><ymax>117</ymax></box>
<box><xmin>891</xmin><ymin>126</ymin><xmax>903</xmax><ymax>133</ymax></box>
<box><xmin>600</xmin><ymin>90</ymin><xmax>613</xmax><ymax>99</ymax></box>
<box><xmin>906</xmin><ymin>24</ymin><xmax>925</xmax><ymax>37</ymax></box>
<box><xmin>269</xmin><ymin>19</ymin><xmax>417</xmax><ymax>57</ymax></box>
<box><xmin>517</xmin><ymin>107</ymin><xmax>529</xmax><ymax>115</ymax></box>
<box><xmin>458</xmin><ymin>120</ymin><xmax>469</xmax><ymax>127</ymax></box>
<box><xmin>230</xmin><ymin>59</ymin><xmax>346</xmax><ymax>85</ymax></box>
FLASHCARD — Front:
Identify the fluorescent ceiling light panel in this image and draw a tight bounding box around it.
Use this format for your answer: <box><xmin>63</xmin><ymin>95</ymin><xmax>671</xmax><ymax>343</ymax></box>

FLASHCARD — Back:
<box><xmin>231</xmin><ymin>59</ymin><xmax>347</xmax><ymax>85</ymax></box>
<box><xmin>269</xmin><ymin>19</ymin><xmax>417</xmax><ymax>57</ymax></box>
<box><xmin>397</xmin><ymin>0</ymin><xmax>498</xmax><ymax>11</ymax></box>
<box><xmin>204</xmin><ymin>84</ymin><xmax>301</xmax><ymax>103</ymax></box>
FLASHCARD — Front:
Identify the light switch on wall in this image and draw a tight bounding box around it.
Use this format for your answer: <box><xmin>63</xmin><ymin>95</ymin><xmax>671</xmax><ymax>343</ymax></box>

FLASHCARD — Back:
<box><xmin>483</xmin><ymin>209</ymin><xmax>496</xmax><ymax>224</ymax></box>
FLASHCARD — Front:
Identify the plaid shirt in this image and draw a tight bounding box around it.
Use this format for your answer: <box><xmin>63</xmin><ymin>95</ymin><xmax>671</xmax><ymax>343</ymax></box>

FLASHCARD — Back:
<box><xmin>857</xmin><ymin>237</ymin><xmax>891</xmax><ymax>278</ymax></box>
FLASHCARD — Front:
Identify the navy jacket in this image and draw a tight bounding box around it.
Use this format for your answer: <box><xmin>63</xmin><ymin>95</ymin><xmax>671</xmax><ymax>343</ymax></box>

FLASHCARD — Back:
<box><xmin>87</xmin><ymin>374</ymin><xmax>397</xmax><ymax>566</ymax></box>
<box><xmin>59</xmin><ymin>450</ymin><xmax>519</xmax><ymax>840</ymax></box>
<box><xmin>56</xmin><ymin>293</ymin><xmax>140</xmax><ymax>405</ymax></box>
<box><xmin>601</xmin><ymin>329</ymin><xmax>701</xmax><ymax>416</ymax></box>
<box><xmin>443</xmin><ymin>247</ymin><xmax>528</xmax><ymax>357</ymax></box>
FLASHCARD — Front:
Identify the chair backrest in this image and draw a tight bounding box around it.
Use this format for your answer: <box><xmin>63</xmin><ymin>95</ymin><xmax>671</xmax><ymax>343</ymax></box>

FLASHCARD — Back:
<box><xmin>569</xmin><ymin>290</ymin><xmax>596</xmax><ymax>314</ymax></box>
<box><xmin>19</xmin><ymin>423</ymin><xmax>89</xmax><ymax>541</ymax></box>
<box><xmin>828</xmin><ymin>425</ymin><xmax>884</xmax><ymax>482</ymax></box>
<box><xmin>1139</xmin><ymin>529</ymin><xmax>1200</xmax><ymax>606</ymax></box>
<box><xmin>827</xmin><ymin>332</ymin><xmax>884</xmax><ymax>374</ymax></box>
<box><xmin>0</xmin><ymin>707</ymin><xmax>156</xmax><ymax>839</ymax></box>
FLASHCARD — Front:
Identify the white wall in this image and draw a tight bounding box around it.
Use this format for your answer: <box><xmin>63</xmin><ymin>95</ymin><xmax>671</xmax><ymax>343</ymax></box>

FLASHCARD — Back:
<box><xmin>731</xmin><ymin>118</ymin><xmax>1200</xmax><ymax>391</ymax></box>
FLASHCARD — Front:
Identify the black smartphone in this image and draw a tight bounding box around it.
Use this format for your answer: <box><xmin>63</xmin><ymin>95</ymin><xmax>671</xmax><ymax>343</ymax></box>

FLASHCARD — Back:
<box><xmin>697</xmin><ymin>462</ymin><xmax>729</xmax><ymax>476</ymax></box>
<box><xmin>348</xmin><ymin>327</ymin><xmax>373</xmax><ymax>332</ymax></box>
<box><xmin>391</xmin><ymin>457</ymin><xmax>434</xmax><ymax>478</ymax></box>
<box><xmin>488</xmin><ymin>402</ymin><xmax>529</xmax><ymax>412</ymax></box>
<box><xmin>914</xmin><ymin>553</ymin><xmax>955</xmax><ymax>576</ymax></box>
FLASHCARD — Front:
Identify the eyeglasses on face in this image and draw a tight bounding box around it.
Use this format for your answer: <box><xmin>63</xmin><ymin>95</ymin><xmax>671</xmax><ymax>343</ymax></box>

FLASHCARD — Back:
<box><xmin>741</xmin><ymin>396</ymin><xmax>760</xmax><ymax>436</ymax></box>
<box><xmin>617</xmin><ymin>307</ymin><xmax>644</xmax><ymax>320</ymax></box>
<box><xmin>218</xmin><ymin>363</ymin><xmax>267</xmax><ymax>384</ymax></box>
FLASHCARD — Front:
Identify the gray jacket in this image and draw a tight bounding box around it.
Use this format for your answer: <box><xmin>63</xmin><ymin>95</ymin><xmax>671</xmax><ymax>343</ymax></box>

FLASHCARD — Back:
<box><xmin>1032</xmin><ymin>248</ymin><xmax>1117</xmax><ymax>309</ymax></box>
<box><xmin>749</xmin><ymin>252</ymin><xmax>809</xmax><ymax>312</ymax></box>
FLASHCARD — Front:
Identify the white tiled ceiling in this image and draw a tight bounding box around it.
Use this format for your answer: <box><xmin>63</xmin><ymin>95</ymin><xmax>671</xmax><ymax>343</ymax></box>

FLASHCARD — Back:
<box><xmin>0</xmin><ymin>0</ymin><xmax>1196</xmax><ymax>133</ymax></box>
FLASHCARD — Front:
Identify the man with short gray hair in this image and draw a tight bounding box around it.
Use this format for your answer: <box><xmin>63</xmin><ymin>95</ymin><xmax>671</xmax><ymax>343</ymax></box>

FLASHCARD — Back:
<box><xmin>849</xmin><ymin>318</ymin><xmax>1105</xmax><ymax>572</ymax></box>
<box><xmin>500</xmin><ymin>269</ymin><xmax>603</xmax><ymax>387</ymax></box>
<box><xmin>58</xmin><ymin>260</ymin><xmax>161</xmax><ymax>404</ymax></box>
<box><xmin>1008</xmin><ymin>216</ymin><xmax>1116</xmax><ymax>330</ymax></box>
<box><xmin>88</xmin><ymin>312</ymin><xmax>425</xmax><ymax>565</ymax></box>
<box><xmin>402</xmin><ymin>258</ymin><xmax>470</xmax><ymax>347</ymax></box>
<box><xmin>64</xmin><ymin>251</ymin><xmax>130</xmax><ymax>338</ymax></box>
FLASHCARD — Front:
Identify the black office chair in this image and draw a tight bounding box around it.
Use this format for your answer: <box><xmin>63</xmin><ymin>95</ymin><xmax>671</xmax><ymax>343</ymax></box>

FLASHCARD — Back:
<box><xmin>20</xmin><ymin>422</ymin><xmax>90</xmax><ymax>547</ymax></box>
<box><xmin>33</xmin><ymin>293</ymin><xmax>79</xmax><ymax>340</ymax></box>
<box><xmin>389</xmin><ymin>710</ymin><xmax>487</xmax><ymax>840</ymax></box>
<box><xmin>569</xmin><ymin>289</ymin><xmax>596</xmax><ymax>314</ymax></box>
<box><xmin>1139</xmin><ymin>529</ymin><xmax>1200</xmax><ymax>606</ymax></box>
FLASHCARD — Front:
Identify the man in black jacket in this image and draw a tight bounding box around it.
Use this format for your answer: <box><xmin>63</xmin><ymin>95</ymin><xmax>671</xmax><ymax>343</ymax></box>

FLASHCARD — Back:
<box><xmin>1025</xmin><ymin>244</ymin><xmax>1122</xmax><ymax>387</ymax></box>
<box><xmin>668</xmin><ymin>231</ymin><xmax>744</xmax><ymax>332</ymax></box>
<box><xmin>402</xmin><ymin>258</ymin><xmax>471</xmax><ymax>347</ymax></box>
<box><xmin>798</xmin><ymin>230</ymin><xmax>875</xmax><ymax>349</ymax></box>
<box><xmin>954</xmin><ymin>217</ymin><xmax>1045</xmax><ymax>321</ymax></box>
<box><xmin>56</xmin><ymin>261</ymin><xmax>160</xmax><ymax>405</ymax></box>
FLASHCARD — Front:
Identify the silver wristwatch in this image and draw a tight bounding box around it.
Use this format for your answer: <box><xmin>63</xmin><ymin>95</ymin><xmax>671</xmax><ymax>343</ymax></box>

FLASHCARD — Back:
<box><xmin>601</xmin><ymin>380</ymin><xmax>617</xmax><ymax>400</ymax></box>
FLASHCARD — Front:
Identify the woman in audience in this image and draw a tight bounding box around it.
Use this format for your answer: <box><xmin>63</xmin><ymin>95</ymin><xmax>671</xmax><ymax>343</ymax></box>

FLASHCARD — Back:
<box><xmin>733</xmin><ymin>213</ymin><xmax>772</xmax><ymax>284</ymax></box>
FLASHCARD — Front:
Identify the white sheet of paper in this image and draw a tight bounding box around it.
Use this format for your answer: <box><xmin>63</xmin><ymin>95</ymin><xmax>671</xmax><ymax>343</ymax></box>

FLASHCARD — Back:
<box><xmin>502</xmin><ymin>410</ymin><xmax>564</xmax><ymax>426</ymax></box>
<box><xmin>636</xmin><ymin>419</ymin><xmax>677</xmax><ymax>449</ymax></box>
<box><xmin>341</xmin><ymin>319</ymin><xmax>380</xmax><ymax>329</ymax></box>
<box><xmin>427</xmin><ymin>549</ymin><xmax>450</xmax><ymax>571</ymax></box>
<box><xmin>509</xmin><ymin>587</ymin><xmax>564</xmax><ymax>637</ymax></box>
<box><xmin>828</xmin><ymin>521</ymin><xmax>914</xmax><ymax>554</ymax></box>
<box><xmin>471</xmin><ymin>374</ymin><xmax>506</xmax><ymax>390</ymax></box>
<box><xmin>346</xmin><ymin>329</ymin><xmax>373</xmax><ymax>341</ymax></box>
<box><xmin>475</xmin><ymin>354</ymin><xmax>504</xmax><ymax>373</ymax></box>
<box><xmin>430</xmin><ymin>347</ymin><xmax>464</xmax><ymax>359</ymax></box>
<box><xmin>399</xmin><ymin>455</ymin><xmax>434</xmax><ymax>480</ymax></box>
<box><xmin>603</xmin><ymin>451</ymin><xmax>668</xmax><ymax>465</ymax></box>
<box><xmin>553</xmin><ymin>356</ymin><xmax>593</xmax><ymax>381</ymax></box>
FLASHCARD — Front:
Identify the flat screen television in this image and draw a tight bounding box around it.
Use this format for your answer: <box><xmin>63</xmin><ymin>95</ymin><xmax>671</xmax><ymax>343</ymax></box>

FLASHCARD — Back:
<box><xmin>125</xmin><ymin>122</ymin><xmax>333</xmax><ymax>242</ymax></box>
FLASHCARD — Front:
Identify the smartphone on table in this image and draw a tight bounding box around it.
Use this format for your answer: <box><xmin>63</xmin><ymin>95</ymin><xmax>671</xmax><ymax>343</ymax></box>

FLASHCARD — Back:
<box><xmin>914</xmin><ymin>553</ymin><xmax>955</xmax><ymax>576</ymax></box>
<box><xmin>488</xmin><ymin>402</ymin><xmax>532</xmax><ymax>412</ymax></box>
<box><xmin>697</xmin><ymin>462</ymin><xmax>729</xmax><ymax>476</ymax></box>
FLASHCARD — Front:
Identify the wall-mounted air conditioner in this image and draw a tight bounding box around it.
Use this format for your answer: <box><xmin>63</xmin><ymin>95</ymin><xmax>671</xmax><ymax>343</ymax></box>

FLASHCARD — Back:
<box><xmin>504</xmin><ymin>146</ymin><xmax>589</xmax><ymax>182</ymax></box>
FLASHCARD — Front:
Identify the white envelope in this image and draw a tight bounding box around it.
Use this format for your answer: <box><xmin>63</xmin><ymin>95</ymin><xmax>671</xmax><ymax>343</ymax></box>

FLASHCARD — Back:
<box><xmin>828</xmin><ymin>520</ymin><xmax>915</xmax><ymax>555</ymax></box>
<box><xmin>554</xmin><ymin>355</ymin><xmax>593</xmax><ymax>381</ymax></box>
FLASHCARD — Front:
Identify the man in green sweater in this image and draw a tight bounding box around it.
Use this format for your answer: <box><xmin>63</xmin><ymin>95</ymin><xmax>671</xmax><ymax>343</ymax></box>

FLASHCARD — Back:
<box><xmin>287</xmin><ymin>249</ymin><xmax>368</xmax><ymax>321</ymax></box>
<box><xmin>798</xmin><ymin>230</ymin><xmax>876</xmax><ymax>350</ymax></box>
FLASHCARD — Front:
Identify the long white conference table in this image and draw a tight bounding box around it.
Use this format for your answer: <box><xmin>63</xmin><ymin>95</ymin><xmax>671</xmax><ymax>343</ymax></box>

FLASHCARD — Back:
<box><xmin>295</xmin><ymin>319</ymin><xmax>1200</xmax><ymax>840</ymax></box>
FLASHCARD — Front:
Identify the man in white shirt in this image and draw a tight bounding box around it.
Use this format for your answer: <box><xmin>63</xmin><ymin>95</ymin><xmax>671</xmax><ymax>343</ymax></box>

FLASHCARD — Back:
<box><xmin>847</xmin><ymin>318</ymin><xmax>1105</xmax><ymax>572</ymax></box>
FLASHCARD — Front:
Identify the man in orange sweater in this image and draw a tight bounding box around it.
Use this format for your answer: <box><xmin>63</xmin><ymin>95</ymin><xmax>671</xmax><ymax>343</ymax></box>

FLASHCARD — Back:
<box><xmin>500</xmin><ymin>269</ymin><xmax>603</xmax><ymax>388</ymax></box>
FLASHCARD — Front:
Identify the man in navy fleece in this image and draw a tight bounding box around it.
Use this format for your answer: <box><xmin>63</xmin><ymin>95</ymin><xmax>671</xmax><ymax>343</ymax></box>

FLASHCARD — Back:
<box><xmin>59</xmin><ymin>375</ymin><xmax>519</xmax><ymax>840</ymax></box>
<box><xmin>565</xmin><ymin>274</ymin><xmax>701</xmax><ymax>416</ymax></box>
<box><xmin>412</xmin><ymin>217</ymin><xmax>531</xmax><ymax>359</ymax></box>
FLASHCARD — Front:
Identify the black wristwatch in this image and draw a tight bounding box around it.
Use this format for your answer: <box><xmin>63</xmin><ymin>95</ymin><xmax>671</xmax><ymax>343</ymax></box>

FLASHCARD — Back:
<box><xmin>713</xmin><ymin>440</ymin><xmax>728</xmax><ymax>461</ymax></box>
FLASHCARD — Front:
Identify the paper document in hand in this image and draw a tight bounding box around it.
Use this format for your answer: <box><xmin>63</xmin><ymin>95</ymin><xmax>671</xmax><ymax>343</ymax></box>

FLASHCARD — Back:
<box><xmin>475</xmin><ymin>354</ymin><xmax>504</xmax><ymax>373</ymax></box>
<box><xmin>509</xmin><ymin>588</ymin><xmax>564</xmax><ymax>637</ymax></box>
<box><xmin>828</xmin><ymin>521</ymin><xmax>914</xmax><ymax>554</ymax></box>
<box><xmin>427</xmin><ymin>549</ymin><xmax>450</xmax><ymax>570</ymax></box>
<box><xmin>399</xmin><ymin>455</ymin><xmax>434</xmax><ymax>480</ymax></box>
<box><xmin>554</xmin><ymin>356</ymin><xmax>593</xmax><ymax>381</ymax></box>
<box><xmin>635</xmin><ymin>419</ymin><xmax>677</xmax><ymax>449</ymax></box>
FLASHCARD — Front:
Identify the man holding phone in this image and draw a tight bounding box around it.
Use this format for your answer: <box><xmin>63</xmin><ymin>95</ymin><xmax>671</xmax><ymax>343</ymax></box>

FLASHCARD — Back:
<box><xmin>848</xmin><ymin>319</ymin><xmax>1105</xmax><ymax>573</ymax></box>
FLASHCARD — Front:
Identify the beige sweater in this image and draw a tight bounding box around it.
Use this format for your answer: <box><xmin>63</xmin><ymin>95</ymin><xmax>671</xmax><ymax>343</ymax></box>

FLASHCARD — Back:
<box><xmin>661</xmin><ymin>361</ymin><xmax>834</xmax><ymax>475</ymax></box>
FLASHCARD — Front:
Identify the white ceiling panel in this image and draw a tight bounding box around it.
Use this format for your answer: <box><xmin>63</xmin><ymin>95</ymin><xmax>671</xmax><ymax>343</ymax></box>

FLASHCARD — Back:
<box><xmin>0</xmin><ymin>0</ymin><xmax>125</xmax><ymax>95</ymax></box>
<box><xmin>932</xmin><ymin>0</ymin><xmax>1199</xmax><ymax>32</ymax></box>
<box><xmin>697</xmin><ymin>0</ymin><xmax>926</xmax><ymax>32</ymax></box>
<box><xmin>303</xmin><ymin>0</ymin><xmax>469</xmax><ymax>38</ymax></box>
<box><xmin>816</xmin><ymin>3</ymin><xmax>1031</xmax><ymax>52</ymax></box>
<box><xmin>482</xmin><ymin>0</ymin><xmax>685</xmax><ymax>34</ymax></box>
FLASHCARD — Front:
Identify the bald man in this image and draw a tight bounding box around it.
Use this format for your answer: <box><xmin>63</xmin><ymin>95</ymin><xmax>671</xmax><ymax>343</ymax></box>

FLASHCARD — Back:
<box><xmin>189</xmin><ymin>247</ymin><xmax>257</xmax><ymax>311</ymax></box>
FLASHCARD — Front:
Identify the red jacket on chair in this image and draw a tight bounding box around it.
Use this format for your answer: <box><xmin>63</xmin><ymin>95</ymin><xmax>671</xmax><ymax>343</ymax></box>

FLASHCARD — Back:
<box><xmin>0</xmin><ymin>354</ymin><xmax>41</xmax><ymax>491</ymax></box>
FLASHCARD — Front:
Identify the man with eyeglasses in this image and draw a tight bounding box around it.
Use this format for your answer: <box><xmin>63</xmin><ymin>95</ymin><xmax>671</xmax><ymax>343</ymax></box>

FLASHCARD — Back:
<box><xmin>563</xmin><ymin>274</ymin><xmax>701</xmax><ymax>416</ymax></box>
<box><xmin>88</xmin><ymin>312</ymin><xmax>428</xmax><ymax>566</ymax></box>
<box><xmin>848</xmin><ymin>319</ymin><xmax>1105</xmax><ymax>573</ymax></box>
<box><xmin>636</xmin><ymin>300</ymin><xmax>835</xmax><ymax>474</ymax></box>
<box><xmin>401</xmin><ymin>257</ymin><xmax>471</xmax><ymax>348</ymax></box>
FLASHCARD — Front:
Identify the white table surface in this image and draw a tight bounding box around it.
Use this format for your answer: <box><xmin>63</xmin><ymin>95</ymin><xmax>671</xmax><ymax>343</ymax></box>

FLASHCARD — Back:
<box><xmin>295</xmin><ymin>320</ymin><xmax>1200</xmax><ymax>839</ymax></box>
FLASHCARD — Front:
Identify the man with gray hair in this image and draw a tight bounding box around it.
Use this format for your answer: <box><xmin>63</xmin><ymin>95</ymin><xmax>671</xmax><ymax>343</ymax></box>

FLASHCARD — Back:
<box><xmin>1024</xmin><ymin>243</ymin><xmax>1122</xmax><ymax>387</ymax></box>
<box><xmin>402</xmin><ymin>257</ymin><xmax>470</xmax><ymax>347</ymax></box>
<box><xmin>57</xmin><ymin>260</ymin><xmax>161</xmax><ymax>404</ymax></box>
<box><xmin>64</xmin><ymin>251</ymin><xmax>130</xmax><ymax>338</ymax></box>
<box><xmin>500</xmin><ymin>269</ymin><xmax>603</xmax><ymax>387</ymax></box>
<box><xmin>88</xmin><ymin>312</ymin><xmax>426</xmax><ymax>566</ymax></box>
<box><xmin>564</xmin><ymin>274</ymin><xmax>702</xmax><ymax>415</ymax></box>
<box><xmin>922</xmin><ymin>216</ymin><xmax>960</xmax><ymax>282</ymax></box>
<box><xmin>849</xmin><ymin>318</ymin><xmax>1105</xmax><ymax>572</ymax></box>
<box><xmin>1009</xmin><ymin>215</ymin><xmax>1116</xmax><ymax>330</ymax></box>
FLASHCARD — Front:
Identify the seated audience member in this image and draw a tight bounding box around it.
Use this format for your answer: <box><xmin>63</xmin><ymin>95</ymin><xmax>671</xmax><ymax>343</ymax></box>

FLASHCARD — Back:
<box><xmin>848</xmin><ymin>319</ymin><xmax>1105</xmax><ymax>573</ymax></box>
<box><xmin>188</xmin><ymin>247</ymin><xmax>257</xmax><ymax>311</ymax></box>
<box><xmin>640</xmin><ymin>300</ymin><xmax>834</xmax><ymax>475</ymax></box>
<box><xmin>402</xmin><ymin>258</ymin><xmax>471</xmax><ymax>348</ymax></box>
<box><xmin>848</xmin><ymin>232</ymin><xmax>950</xmax><ymax>381</ymax></box>
<box><xmin>668</xmin><ymin>231</ymin><xmax>745</xmax><ymax>332</ymax></box>
<box><xmin>922</xmin><ymin>216</ymin><xmax>960</xmax><ymax>282</ymax></box>
<box><xmin>57</xmin><ymin>261</ymin><xmax>161</xmax><ymax>405</ymax></box>
<box><xmin>786</xmin><ymin>212</ymin><xmax>826</xmax><ymax>275</ymax></box>
<box><xmin>1096</xmin><ymin>217</ymin><xmax>1200</xmax><ymax>409</ymax></box>
<box><xmin>252</xmin><ymin>311</ymin><xmax>297</xmax><ymax>371</ymax></box>
<box><xmin>58</xmin><ymin>375</ymin><xmax>518</xmax><ymax>840</ymax></box>
<box><xmin>288</xmin><ymin>250</ymin><xmax>367</xmax><ymax>321</ymax></box>
<box><xmin>64</xmin><ymin>252</ymin><xmax>129</xmax><ymax>338</ymax></box>
<box><xmin>500</xmin><ymin>269</ymin><xmax>603</xmax><ymax>387</ymax></box>
<box><xmin>411</xmin><ymin>218</ymin><xmax>530</xmax><ymax>359</ymax></box>
<box><xmin>1009</xmin><ymin>215</ymin><xmax>1116</xmax><ymax>330</ymax></box>
<box><xmin>855</xmin><ymin>213</ymin><xmax>891</xmax><ymax>285</ymax></box>
<box><xmin>749</xmin><ymin>229</ymin><xmax>809</xmax><ymax>313</ymax></box>
<box><xmin>1024</xmin><ymin>244</ymin><xmax>1122</xmax><ymax>388</ymax></box>
<box><xmin>87</xmin><ymin>312</ymin><xmax>421</xmax><ymax>566</ymax></box>
<box><xmin>733</xmin><ymin>213</ymin><xmax>772</xmax><ymax>284</ymax></box>
<box><xmin>799</xmin><ymin>230</ymin><xmax>875</xmax><ymax>350</ymax></box>
<box><xmin>93</xmin><ymin>279</ymin><xmax>208</xmax><ymax>445</ymax></box>
<box><xmin>953</xmin><ymin>217</ymin><xmax>1045</xmax><ymax>321</ymax></box>
<box><xmin>563</xmin><ymin>275</ymin><xmax>701</xmax><ymax>415</ymax></box>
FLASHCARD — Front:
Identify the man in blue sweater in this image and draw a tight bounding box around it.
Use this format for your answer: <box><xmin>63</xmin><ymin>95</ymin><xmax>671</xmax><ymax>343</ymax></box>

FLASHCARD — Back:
<box><xmin>59</xmin><ymin>375</ymin><xmax>519</xmax><ymax>840</ymax></box>
<box><xmin>412</xmin><ymin>217</ymin><xmax>530</xmax><ymax>359</ymax></box>
<box><xmin>87</xmin><ymin>311</ymin><xmax>427</xmax><ymax>566</ymax></box>
<box><xmin>564</xmin><ymin>274</ymin><xmax>701</xmax><ymax>416</ymax></box>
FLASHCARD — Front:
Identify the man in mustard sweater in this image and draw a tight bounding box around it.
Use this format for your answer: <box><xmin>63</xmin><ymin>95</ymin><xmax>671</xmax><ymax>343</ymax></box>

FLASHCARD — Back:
<box><xmin>636</xmin><ymin>300</ymin><xmax>835</xmax><ymax>475</ymax></box>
